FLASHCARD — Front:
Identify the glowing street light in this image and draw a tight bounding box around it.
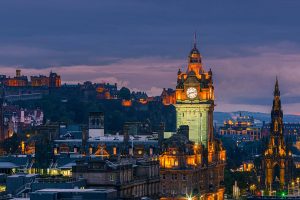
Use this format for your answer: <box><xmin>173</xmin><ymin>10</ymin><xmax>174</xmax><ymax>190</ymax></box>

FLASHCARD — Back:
<box><xmin>186</xmin><ymin>192</ymin><xmax>193</xmax><ymax>200</ymax></box>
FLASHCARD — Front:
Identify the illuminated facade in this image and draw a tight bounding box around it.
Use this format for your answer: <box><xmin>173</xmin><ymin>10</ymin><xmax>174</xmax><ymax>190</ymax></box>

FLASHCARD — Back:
<box><xmin>262</xmin><ymin>122</ymin><xmax>300</xmax><ymax>138</ymax></box>
<box><xmin>159</xmin><ymin>132</ymin><xmax>226</xmax><ymax>200</ymax></box>
<box><xmin>219</xmin><ymin>114</ymin><xmax>261</xmax><ymax>141</ymax></box>
<box><xmin>175</xmin><ymin>39</ymin><xmax>214</xmax><ymax>146</ymax></box>
<box><xmin>121</xmin><ymin>99</ymin><xmax>132</xmax><ymax>107</ymax></box>
<box><xmin>161</xmin><ymin>88</ymin><xmax>176</xmax><ymax>105</ymax></box>
<box><xmin>262</xmin><ymin>78</ymin><xmax>293</xmax><ymax>191</ymax></box>
<box><xmin>96</xmin><ymin>83</ymin><xmax>118</xmax><ymax>99</ymax></box>
<box><xmin>1</xmin><ymin>70</ymin><xmax>61</xmax><ymax>88</ymax></box>
<box><xmin>31</xmin><ymin>75</ymin><xmax>50</xmax><ymax>87</ymax></box>
<box><xmin>0</xmin><ymin>89</ymin><xmax>4</xmax><ymax>141</ymax></box>
<box><xmin>160</xmin><ymin>38</ymin><xmax>226</xmax><ymax>200</ymax></box>
<box><xmin>49</xmin><ymin>71</ymin><xmax>61</xmax><ymax>88</ymax></box>
<box><xmin>4</xmin><ymin>70</ymin><xmax>28</xmax><ymax>87</ymax></box>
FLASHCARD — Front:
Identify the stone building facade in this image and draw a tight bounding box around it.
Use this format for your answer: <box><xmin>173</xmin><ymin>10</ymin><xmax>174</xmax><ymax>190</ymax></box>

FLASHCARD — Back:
<box><xmin>159</xmin><ymin>132</ymin><xmax>226</xmax><ymax>200</ymax></box>
<box><xmin>72</xmin><ymin>158</ymin><xmax>160</xmax><ymax>199</ymax></box>
<box><xmin>160</xmin><ymin>37</ymin><xmax>226</xmax><ymax>200</ymax></box>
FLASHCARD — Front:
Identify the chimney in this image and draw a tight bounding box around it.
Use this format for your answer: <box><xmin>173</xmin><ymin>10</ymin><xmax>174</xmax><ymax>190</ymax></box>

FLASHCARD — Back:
<box><xmin>74</xmin><ymin>146</ymin><xmax>78</xmax><ymax>154</ymax></box>
<box><xmin>123</xmin><ymin>123</ymin><xmax>130</xmax><ymax>145</ymax></box>
<box><xmin>149</xmin><ymin>147</ymin><xmax>153</xmax><ymax>156</ymax></box>
<box><xmin>158</xmin><ymin>122</ymin><xmax>165</xmax><ymax>149</ymax></box>
<box><xmin>129</xmin><ymin>147</ymin><xmax>133</xmax><ymax>156</ymax></box>
<box><xmin>81</xmin><ymin>125</ymin><xmax>88</xmax><ymax>154</ymax></box>
<box><xmin>89</xmin><ymin>145</ymin><xmax>93</xmax><ymax>155</ymax></box>
<box><xmin>16</xmin><ymin>69</ymin><xmax>21</xmax><ymax>77</ymax></box>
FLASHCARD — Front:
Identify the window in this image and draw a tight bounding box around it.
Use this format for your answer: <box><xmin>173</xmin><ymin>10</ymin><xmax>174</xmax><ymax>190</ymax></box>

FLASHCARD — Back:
<box><xmin>162</xmin><ymin>185</ymin><xmax>166</xmax><ymax>194</ymax></box>
<box><xmin>113</xmin><ymin>147</ymin><xmax>117</xmax><ymax>155</ymax></box>
<box><xmin>182</xmin><ymin>174</ymin><xmax>186</xmax><ymax>180</ymax></box>
<box><xmin>174</xmin><ymin>160</ymin><xmax>178</xmax><ymax>166</ymax></box>
<box><xmin>162</xmin><ymin>174</ymin><xmax>166</xmax><ymax>179</ymax></box>
<box><xmin>172</xmin><ymin>174</ymin><xmax>177</xmax><ymax>180</ymax></box>
<box><xmin>109</xmin><ymin>174</ymin><xmax>115</xmax><ymax>181</ymax></box>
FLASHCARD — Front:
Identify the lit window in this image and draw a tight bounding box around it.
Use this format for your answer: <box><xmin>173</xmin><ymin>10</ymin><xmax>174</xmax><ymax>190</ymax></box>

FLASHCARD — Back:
<box><xmin>174</xmin><ymin>160</ymin><xmax>179</xmax><ymax>166</ymax></box>
<box><xmin>110</xmin><ymin>174</ymin><xmax>115</xmax><ymax>181</ymax></box>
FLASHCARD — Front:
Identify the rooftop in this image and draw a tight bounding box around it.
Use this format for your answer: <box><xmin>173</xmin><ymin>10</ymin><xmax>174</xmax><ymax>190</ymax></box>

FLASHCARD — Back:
<box><xmin>36</xmin><ymin>188</ymin><xmax>116</xmax><ymax>193</ymax></box>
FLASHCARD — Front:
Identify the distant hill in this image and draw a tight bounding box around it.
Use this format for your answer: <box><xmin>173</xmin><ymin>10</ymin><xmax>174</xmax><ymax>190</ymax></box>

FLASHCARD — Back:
<box><xmin>214</xmin><ymin>111</ymin><xmax>300</xmax><ymax>125</ymax></box>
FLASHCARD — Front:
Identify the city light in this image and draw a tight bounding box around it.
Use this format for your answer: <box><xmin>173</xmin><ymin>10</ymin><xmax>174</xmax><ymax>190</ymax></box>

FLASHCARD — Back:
<box><xmin>281</xmin><ymin>191</ymin><xmax>286</xmax><ymax>197</ymax></box>
<box><xmin>186</xmin><ymin>193</ymin><xmax>193</xmax><ymax>200</ymax></box>
<box><xmin>0</xmin><ymin>2</ymin><xmax>299</xmax><ymax>200</ymax></box>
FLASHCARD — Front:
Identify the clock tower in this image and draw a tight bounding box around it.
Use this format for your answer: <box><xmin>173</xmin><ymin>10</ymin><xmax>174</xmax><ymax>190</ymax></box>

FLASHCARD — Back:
<box><xmin>175</xmin><ymin>37</ymin><xmax>214</xmax><ymax>146</ymax></box>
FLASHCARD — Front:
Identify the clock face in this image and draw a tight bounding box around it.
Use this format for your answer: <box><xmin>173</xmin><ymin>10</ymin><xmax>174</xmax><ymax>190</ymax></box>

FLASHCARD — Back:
<box><xmin>186</xmin><ymin>87</ymin><xmax>197</xmax><ymax>99</ymax></box>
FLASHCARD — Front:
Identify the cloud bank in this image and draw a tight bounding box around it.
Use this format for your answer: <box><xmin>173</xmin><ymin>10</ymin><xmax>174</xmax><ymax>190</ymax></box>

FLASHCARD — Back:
<box><xmin>0</xmin><ymin>1</ymin><xmax>300</xmax><ymax>114</ymax></box>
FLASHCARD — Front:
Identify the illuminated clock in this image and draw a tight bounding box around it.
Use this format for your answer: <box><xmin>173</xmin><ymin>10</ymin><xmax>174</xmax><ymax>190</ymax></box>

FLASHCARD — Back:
<box><xmin>186</xmin><ymin>87</ymin><xmax>197</xmax><ymax>99</ymax></box>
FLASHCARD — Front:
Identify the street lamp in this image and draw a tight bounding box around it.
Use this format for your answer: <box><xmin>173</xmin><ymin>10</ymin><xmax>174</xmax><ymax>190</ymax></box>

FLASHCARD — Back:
<box><xmin>186</xmin><ymin>193</ymin><xmax>193</xmax><ymax>200</ymax></box>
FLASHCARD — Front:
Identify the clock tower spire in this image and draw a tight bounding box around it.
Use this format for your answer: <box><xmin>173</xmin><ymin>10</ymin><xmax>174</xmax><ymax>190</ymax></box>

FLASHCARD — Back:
<box><xmin>175</xmin><ymin>36</ymin><xmax>214</xmax><ymax>146</ymax></box>
<box><xmin>164</xmin><ymin>35</ymin><xmax>226</xmax><ymax>200</ymax></box>
<box><xmin>188</xmin><ymin>33</ymin><xmax>203</xmax><ymax>75</ymax></box>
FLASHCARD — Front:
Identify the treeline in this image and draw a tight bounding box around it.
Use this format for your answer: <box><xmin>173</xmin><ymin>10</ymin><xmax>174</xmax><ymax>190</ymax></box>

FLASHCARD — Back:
<box><xmin>14</xmin><ymin>87</ymin><xmax>176</xmax><ymax>133</ymax></box>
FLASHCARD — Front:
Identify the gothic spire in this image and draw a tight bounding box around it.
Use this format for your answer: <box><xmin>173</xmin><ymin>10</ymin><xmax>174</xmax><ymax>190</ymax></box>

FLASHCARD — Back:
<box><xmin>263</xmin><ymin>77</ymin><xmax>292</xmax><ymax>192</ymax></box>
<box><xmin>274</xmin><ymin>76</ymin><xmax>280</xmax><ymax>97</ymax></box>
<box><xmin>272</xmin><ymin>77</ymin><xmax>282</xmax><ymax>112</ymax></box>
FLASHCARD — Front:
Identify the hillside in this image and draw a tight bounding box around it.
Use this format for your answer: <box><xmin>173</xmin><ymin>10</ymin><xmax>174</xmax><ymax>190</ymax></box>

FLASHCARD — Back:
<box><xmin>214</xmin><ymin>111</ymin><xmax>300</xmax><ymax>125</ymax></box>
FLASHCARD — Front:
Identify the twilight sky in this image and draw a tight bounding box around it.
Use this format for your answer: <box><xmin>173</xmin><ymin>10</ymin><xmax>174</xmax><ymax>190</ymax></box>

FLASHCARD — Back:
<box><xmin>1</xmin><ymin>1</ymin><xmax>300</xmax><ymax>114</ymax></box>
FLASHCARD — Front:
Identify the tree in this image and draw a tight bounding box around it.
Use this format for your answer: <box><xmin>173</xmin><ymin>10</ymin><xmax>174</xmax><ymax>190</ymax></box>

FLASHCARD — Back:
<box><xmin>119</xmin><ymin>87</ymin><xmax>131</xmax><ymax>100</ymax></box>
<box><xmin>35</xmin><ymin>136</ymin><xmax>53</xmax><ymax>173</ymax></box>
<box><xmin>1</xmin><ymin>133</ymin><xmax>21</xmax><ymax>154</ymax></box>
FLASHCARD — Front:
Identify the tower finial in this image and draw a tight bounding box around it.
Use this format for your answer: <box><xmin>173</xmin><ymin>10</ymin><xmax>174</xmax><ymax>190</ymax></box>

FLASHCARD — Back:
<box><xmin>193</xmin><ymin>32</ymin><xmax>197</xmax><ymax>48</ymax></box>
<box><xmin>274</xmin><ymin>76</ymin><xmax>280</xmax><ymax>96</ymax></box>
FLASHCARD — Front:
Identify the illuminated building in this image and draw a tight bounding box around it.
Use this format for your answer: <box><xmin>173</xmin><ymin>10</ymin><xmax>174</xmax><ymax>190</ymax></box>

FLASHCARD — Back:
<box><xmin>243</xmin><ymin>161</ymin><xmax>254</xmax><ymax>172</ymax></box>
<box><xmin>25</xmin><ymin>142</ymin><xmax>36</xmax><ymax>155</ymax></box>
<box><xmin>49</xmin><ymin>71</ymin><xmax>61</xmax><ymax>88</ymax></box>
<box><xmin>159</xmin><ymin>130</ymin><xmax>226</xmax><ymax>200</ymax></box>
<box><xmin>131</xmin><ymin>91</ymin><xmax>149</xmax><ymax>104</ymax></box>
<box><xmin>121</xmin><ymin>99</ymin><xmax>132</xmax><ymax>107</ymax></box>
<box><xmin>219</xmin><ymin>113</ymin><xmax>261</xmax><ymax>141</ymax></box>
<box><xmin>161</xmin><ymin>88</ymin><xmax>176</xmax><ymax>105</ymax></box>
<box><xmin>262</xmin><ymin>78</ymin><xmax>294</xmax><ymax>191</ymax></box>
<box><xmin>232</xmin><ymin>161</ymin><xmax>255</xmax><ymax>172</ymax></box>
<box><xmin>88</xmin><ymin>112</ymin><xmax>104</xmax><ymax>139</ymax></box>
<box><xmin>262</xmin><ymin>122</ymin><xmax>300</xmax><ymax>138</ymax></box>
<box><xmin>52</xmin><ymin>120</ymin><xmax>161</xmax><ymax>160</ymax></box>
<box><xmin>31</xmin><ymin>75</ymin><xmax>50</xmax><ymax>87</ymax></box>
<box><xmin>96</xmin><ymin>83</ymin><xmax>118</xmax><ymax>99</ymax></box>
<box><xmin>9</xmin><ymin>108</ymin><xmax>44</xmax><ymax>132</ymax></box>
<box><xmin>232</xmin><ymin>181</ymin><xmax>240</xmax><ymax>200</ymax></box>
<box><xmin>4</xmin><ymin>70</ymin><xmax>28</xmax><ymax>87</ymax></box>
<box><xmin>0</xmin><ymin>88</ymin><xmax>4</xmax><ymax>141</ymax></box>
<box><xmin>1</xmin><ymin>70</ymin><xmax>61</xmax><ymax>88</ymax></box>
<box><xmin>160</xmin><ymin>37</ymin><xmax>226</xmax><ymax>199</ymax></box>
<box><xmin>0</xmin><ymin>105</ymin><xmax>44</xmax><ymax>142</ymax></box>
<box><xmin>174</xmin><ymin>36</ymin><xmax>214</xmax><ymax>146</ymax></box>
